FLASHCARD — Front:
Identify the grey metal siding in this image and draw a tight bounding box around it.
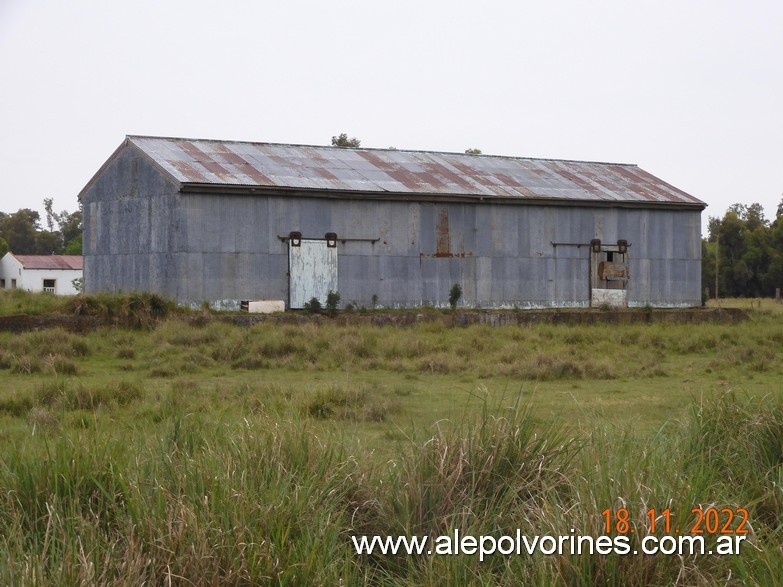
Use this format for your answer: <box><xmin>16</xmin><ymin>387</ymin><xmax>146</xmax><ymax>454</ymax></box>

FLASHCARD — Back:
<box><xmin>82</xmin><ymin>145</ymin><xmax>702</xmax><ymax>308</ymax></box>
<box><xmin>82</xmin><ymin>147</ymin><xmax>182</xmax><ymax>299</ymax></box>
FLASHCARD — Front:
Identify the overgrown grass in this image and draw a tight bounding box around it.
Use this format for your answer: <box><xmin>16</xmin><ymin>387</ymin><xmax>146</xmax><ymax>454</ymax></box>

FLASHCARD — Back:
<box><xmin>0</xmin><ymin>289</ymin><xmax>178</xmax><ymax>327</ymax></box>
<box><xmin>0</xmin><ymin>288</ymin><xmax>73</xmax><ymax>315</ymax></box>
<box><xmin>0</xmin><ymin>306</ymin><xmax>781</xmax><ymax>583</ymax></box>
<box><xmin>708</xmin><ymin>296</ymin><xmax>783</xmax><ymax>315</ymax></box>
<box><xmin>0</xmin><ymin>393</ymin><xmax>780</xmax><ymax>584</ymax></box>
<box><xmin>147</xmin><ymin>313</ymin><xmax>783</xmax><ymax>385</ymax></box>
<box><xmin>67</xmin><ymin>291</ymin><xmax>176</xmax><ymax>327</ymax></box>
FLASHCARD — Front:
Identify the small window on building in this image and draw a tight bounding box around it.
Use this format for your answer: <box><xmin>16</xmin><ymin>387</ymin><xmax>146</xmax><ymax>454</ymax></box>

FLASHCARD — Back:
<box><xmin>0</xmin><ymin>279</ymin><xmax>4</xmax><ymax>288</ymax></box>
<box><xmin>43</xmin><ymin>279</ymin><xmax>56</xmax><ymax>294</ymax></box>
<box><xmin>11</xmin><ymin>279</ymin><xmax>16</xmax><ymax>289</ymax></box>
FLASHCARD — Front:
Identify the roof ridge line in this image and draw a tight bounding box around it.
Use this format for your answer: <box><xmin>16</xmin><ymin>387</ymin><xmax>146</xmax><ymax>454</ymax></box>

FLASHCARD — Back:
<box><xmin>125</xmin><ymin>135</ymin><xmax>639</xmax><ymax>167</ymax></box>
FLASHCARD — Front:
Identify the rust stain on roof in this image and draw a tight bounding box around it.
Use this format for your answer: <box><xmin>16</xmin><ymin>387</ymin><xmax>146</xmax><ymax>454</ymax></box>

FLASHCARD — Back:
<box><xmin>125</xmin><ymin>136</ymin><xmax>706</xmax><ymax>207</ymax></box>
<box><xmin>211</xmin><ymin>142</ymin><xmax>275</xmax><ymax>186</ymax></box>
<box><xmin>169</xmin><ymin>160</ymin><xmax>209</xmax><ymax>183</ymax></box>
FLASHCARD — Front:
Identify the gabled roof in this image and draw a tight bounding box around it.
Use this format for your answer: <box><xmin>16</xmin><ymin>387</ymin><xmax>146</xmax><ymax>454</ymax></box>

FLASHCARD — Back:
<box><xmin>12</xmin><ymin>255</ymin><xmax>83</xmax><ymax>270</ymax></box>
<box><xmin>90</xmin><ymin>135</ymin><xmax>706</xmax><ymax>208</ymax></box>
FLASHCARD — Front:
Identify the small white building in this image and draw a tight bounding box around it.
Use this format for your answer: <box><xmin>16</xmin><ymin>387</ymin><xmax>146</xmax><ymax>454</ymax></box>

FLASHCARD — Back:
<box><xmin>0</xmin><ymin>253</ymin><xmax>84</xmax><ymax>295</ymax></box>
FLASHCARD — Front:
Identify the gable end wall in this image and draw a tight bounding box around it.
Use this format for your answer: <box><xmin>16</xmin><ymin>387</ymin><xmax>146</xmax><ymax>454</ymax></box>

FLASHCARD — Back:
<box><xmin>82</xmin><ymin>145</ymin><xmax>184</xmax><ymax>298</ymax></box>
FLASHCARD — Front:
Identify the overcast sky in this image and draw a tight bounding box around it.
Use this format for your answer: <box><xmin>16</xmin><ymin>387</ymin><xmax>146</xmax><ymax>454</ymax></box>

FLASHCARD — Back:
<box><xmin>1</xmin><ymin>0</ymin><xmax>781</xmax><ymax>234</ymax></box>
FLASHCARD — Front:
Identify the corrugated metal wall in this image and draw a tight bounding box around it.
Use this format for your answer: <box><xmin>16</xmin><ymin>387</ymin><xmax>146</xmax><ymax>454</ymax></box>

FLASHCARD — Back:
<box><xmin>82</xmin><ymin>145</ymin><xmax>702</xmax><ymax>309</ymax></box>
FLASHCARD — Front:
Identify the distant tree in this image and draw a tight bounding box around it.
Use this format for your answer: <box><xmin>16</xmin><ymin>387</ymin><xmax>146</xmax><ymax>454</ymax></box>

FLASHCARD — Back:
<box><xmin>34</xmin><ymin>230</ymin><xmax>61</xmax><ymax>255</ymax></box>
<box><xmin>727</xmin><ymin>202</ymin><xmax>768</xmax><ymax>231</ymax></box>
<box><xmin>44</xmin><ymin>197</ymin><xmax>56</xmax><ymax>231</ymax></box>
<box><xmin>701</xmin><ymin>239</ymin><xmax>716</xmax><ymax>298</ymax></box>
<box><xmin>464</xmin><ymin>148</ymin><xmax>482</xmax><ymax>155</ymax></box>
<box><xmin>718</xmin><ymin>210</ymin><xmax>751</xmax><ymax>296</ymax></box>
<box><xmin>331</xmin><ymin>133</ymin><xmax>361</xmax><ymax>148</ymax></box>
<box><xmin>0</xmin><ymin>236</ymin><xmax>8</xmax><ymax>258</ymax></box>
<box><xmin>62</xmin><ymin>233</ymin><xmax>83</xmax><ymax>255</ymax></box>
<box><xmin>59</xmin><ymin>209</ymin><xmax>83</xmax><ymax>253</ymax></box>
<box><xmin>43</xmin><ymin>197</ymin><xmax>70</xmax><ymax>233</ymax></box>
<box><xmin>765</xmin><ymin>214</ymin><xmax>783</xmax><ymax>292</ymax></box>
<box><xmin>704</xmin><ymin>201</ymin><xmax>783</xmax><ymax>298</ymax></box>
<box><xmin>745</xmin><ymin>203</ymin><xmax>766</xmax><ymax>231</ymax></box>
<box><xmin>726</xmin><ymin>203</ymin><xmax>747</xmax><ymax>218</ymax></box>
<box><xmin>777</xmin><ymin>195</ymin><xmax>783</xmax><ymax>218</ymax></box>
<box><xmin>0</xmin><ymin>199</ymin><xmax>82</xmax><ymax>255</ymax></box>
<box><xmin>0</xmin><ymin>209</ymin><xmax>40</xmax><ymax>253</ymax></box>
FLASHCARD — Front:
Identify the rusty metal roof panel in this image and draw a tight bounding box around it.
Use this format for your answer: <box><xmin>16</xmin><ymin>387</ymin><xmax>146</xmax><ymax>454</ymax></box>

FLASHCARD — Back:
<box><xmin>126</xmin><ymin>136</ymin><xmax>704</xmax><ymax>207</ymax></box>
<box><xmin>14</xmin><ymin>255</ymin><xmax>84</xmax><ymax>270</ymax></box>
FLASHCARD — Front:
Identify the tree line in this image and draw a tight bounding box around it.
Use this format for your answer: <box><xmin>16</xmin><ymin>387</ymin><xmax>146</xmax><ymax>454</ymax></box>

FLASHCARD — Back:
<box><xmin>703</xmin><ymin>201</ymin><xmax>783</xmax><ymax>299</ymax></box>
<box><xmin>0</xmin><ymin>199</ymin><xmax>82</xmax><ymax>258</ymax></box>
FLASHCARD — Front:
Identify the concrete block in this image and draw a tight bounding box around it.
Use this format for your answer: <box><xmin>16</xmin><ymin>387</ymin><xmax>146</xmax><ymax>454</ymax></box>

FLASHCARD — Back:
<box><xmin>247</xmin><ymin>300</ymin><xmax>285</xmax><ymax>314</ymax></box>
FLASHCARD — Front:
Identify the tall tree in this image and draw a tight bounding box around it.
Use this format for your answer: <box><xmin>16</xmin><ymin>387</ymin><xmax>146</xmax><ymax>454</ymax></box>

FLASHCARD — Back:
<box><xmin>59</xmin><ymin>209</ymin><xmax>83</xmax><ymax>253</ymax></box>
<box><xmin>43</xmin><ymin>197</ymin><xmax>70</xmax><ymax>233</ymax></box>
<box><xmin>704</xmin><ymin>201</ymin><xmax>783</xmax><ymax>298</ymax></box>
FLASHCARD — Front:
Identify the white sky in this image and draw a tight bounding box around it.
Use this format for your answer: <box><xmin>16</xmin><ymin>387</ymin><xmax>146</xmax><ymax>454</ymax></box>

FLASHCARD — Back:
<box><xmin>1</xmin><ymin>0</ymin><xmax>781</xmax><ymax>235</ymax></box>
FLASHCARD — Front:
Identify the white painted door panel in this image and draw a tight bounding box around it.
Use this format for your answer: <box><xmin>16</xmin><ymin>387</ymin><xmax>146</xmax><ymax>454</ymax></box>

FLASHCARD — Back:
<box><xmin>289</xmin><ymin>239</ymin><xmax>338</xmax><ymax>309</ymax></box>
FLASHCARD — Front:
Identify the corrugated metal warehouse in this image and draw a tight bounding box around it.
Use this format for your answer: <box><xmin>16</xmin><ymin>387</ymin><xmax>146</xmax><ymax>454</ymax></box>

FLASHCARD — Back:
<box><xmin>79</xmin><ymin>136</ymin><xmax>706</xmax><ymax>310</ymax></box>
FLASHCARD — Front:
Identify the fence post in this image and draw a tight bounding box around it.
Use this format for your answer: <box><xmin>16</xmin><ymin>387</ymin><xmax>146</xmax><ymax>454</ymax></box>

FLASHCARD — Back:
<box><xmin>776</xmin><ymin>288</ymin><xmax>781</xmax><ymax>304</ymax></box>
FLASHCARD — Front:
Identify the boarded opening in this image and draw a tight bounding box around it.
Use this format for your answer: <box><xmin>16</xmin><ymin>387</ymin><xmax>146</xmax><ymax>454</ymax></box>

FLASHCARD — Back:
<box><xmin>289</xmin><ymin>239</ymin><xmax>338</xmax><ymax>309</ymax></box>
<box><xmin>590</xmin><ymin>243</ymin><xmax>628</xmax><ymax>307</ymax></box>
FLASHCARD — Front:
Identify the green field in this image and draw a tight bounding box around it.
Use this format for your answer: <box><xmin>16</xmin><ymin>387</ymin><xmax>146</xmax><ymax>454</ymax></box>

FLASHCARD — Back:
<box><xmin>0</xmin><ymin>292</ymin><xmax>782</xmax><ymax>585</ymax></box>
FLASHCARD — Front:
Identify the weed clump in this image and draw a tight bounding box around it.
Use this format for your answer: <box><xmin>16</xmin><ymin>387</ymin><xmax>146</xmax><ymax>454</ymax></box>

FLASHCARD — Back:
<box><xmin>44</xmin><ymin>354</ymin><xmax>78</xmax><ymax>376</ymax></box>
<box><xmin>26</xmin><ymin>407</ymin><xmax>60</xmax><ymax>432</ymax></box>
<box><xmin>10</xmin><ymin>355</ymin><xmax>43</xmax><ymax>374</ymax></box>
<box><xmin>68</xmin><ymin>292</ymin><xmax>174</xmax><ymax>328</ymax></box>
<box><xmin>302</xmin><ymin>385</ymin><xmax>398</xmax><ymax>422</ymax></box>
<box><xmin>325</xmin><ymin>290</ymin><xmax>341</xmax><ymax>316</ymax></box>
<box><xmin>14</xmin><ymin>329</ymin><xmax>89</xmax><ymax>358</ymax></box>
<box><xmin>303</xmin><ymin>297</ymin><xmax>322</xmax><ymax>314</ymax></box>
<box><xmin>0</xmin><ymin>394</ymin><xmax>33</xmax><ymax>417</ymax></box>
<box><xmin>115</xmin><ymin>346</ymin><xmax>135</xmax><ymax>359</ymax></box>
<box><xmin>449</xmin><ymin>283</ymin><xmax>462</xmax><ymax>309</ymax></box>
<box><xmin>35</xmin><ymin>379</ymin><xmax>144</xmax><ymax>411</ymax></box>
